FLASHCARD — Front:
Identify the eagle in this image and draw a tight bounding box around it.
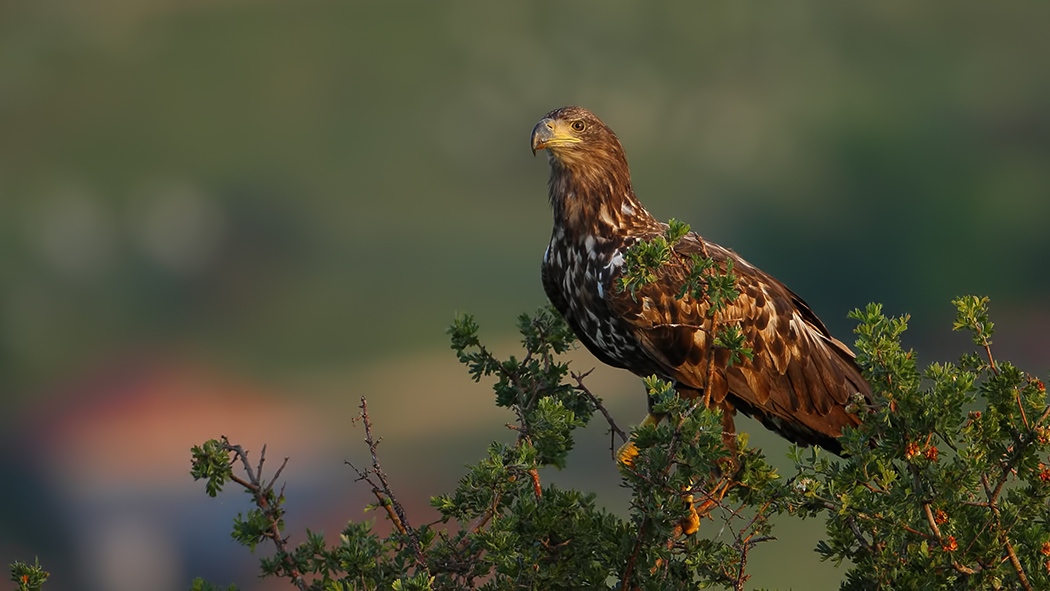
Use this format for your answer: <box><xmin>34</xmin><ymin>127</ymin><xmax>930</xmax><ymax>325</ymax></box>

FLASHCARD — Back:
<box><xmin>531</xmin><ymin>105</ymin><xmax>871</xmax><ymax>459</ymax></box>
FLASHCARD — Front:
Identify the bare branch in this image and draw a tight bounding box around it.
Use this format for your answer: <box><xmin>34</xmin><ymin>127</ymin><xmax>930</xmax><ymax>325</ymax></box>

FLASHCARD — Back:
<box><xmin>220</xmin><ymin>439</ymin><xmax>307</xmax><ymax>591</ymax></box>
<box><xmin>571</xmin><ymin>369</ymin><xmax>628</xmax><ymax>447</ymax></box>
<box><xmin>350</xmin><ymin>397</ymin><xmax>430</xmax><ymax>575</ymax></box>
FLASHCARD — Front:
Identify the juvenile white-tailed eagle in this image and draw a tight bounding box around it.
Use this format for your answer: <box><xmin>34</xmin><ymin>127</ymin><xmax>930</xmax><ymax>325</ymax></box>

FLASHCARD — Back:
<box><xmin>531</xmin><ymin>105</ymin><xmax>870</xmax><ymax>456</ymax></box>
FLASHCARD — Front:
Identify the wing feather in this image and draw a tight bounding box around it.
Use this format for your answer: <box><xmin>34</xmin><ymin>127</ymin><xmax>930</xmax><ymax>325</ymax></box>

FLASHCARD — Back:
<box><xmin>605</xmin><ymin>229</ymin><xmax>871</xmax><ymax>451</ymax></box>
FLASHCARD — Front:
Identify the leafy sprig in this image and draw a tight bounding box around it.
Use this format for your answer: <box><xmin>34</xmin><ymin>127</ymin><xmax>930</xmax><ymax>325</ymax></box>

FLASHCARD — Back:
<box><xmin>790</xmin><ymin>296</ymin><xmax>1050</xmax><ymax>590</ymax></box>
<box><xmin>618</xmin><ymin>218</ymin><xmax>691</xmax><ymax>299</ymax></box>
<box><xmin>9</xmin><ymin>559</ymin><xmax>48</xmax><ymax>591</ymax></box>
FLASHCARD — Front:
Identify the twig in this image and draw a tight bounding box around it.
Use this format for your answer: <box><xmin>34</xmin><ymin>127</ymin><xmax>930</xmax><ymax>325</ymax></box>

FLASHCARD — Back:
<box><xmin>347</xmin><ymin>397</ymin><xmax>430</xmax><ymax>576</ymax></box>
<box><xmin>982</xmin><ymin>340</ymin><xmax>998</xmax><ymax>375</ymax></box>
<box><xmin>1004</xmin><ymin>541</ymin><xmax>1032</xmax><ymax>591</ymax></box>
<box><xmin>687</xmin><ymin>234</ymin><xmax>721</xmax><ymax>413</ymax></box>
<box><xmin>528</xmin><ymin>469</ymin><xmax>543</xmax><ymax>500</ymax></box>
<box><xmin>727</xmin><ymin>498</ymin><xmax>777</xmax><ymax>591</ymax></box>
<box><xmin>1015</xmin><ymin>389</ymin><xmax>1031</xmax><ymax>430</ymax></box>
<box><xmin>845</xmin><ymin>515</ymin><xmax>874</xmax><ymax>554</ymax></box>
<box><xmin>922</xmin><ymin>502</ymin><xmax>942</xmax><ymax>539</ymax></box>
<box><xmin>979</xmin><ymin>474</ymin><xmax>1033</xmax><ymax>591</ymax></box>
<box><xmin>1035</xmin><ymin>403</ymin><xmax>1050</xmax><ymax>427</ymax></box>
<box><xmin>222</xmin><ymin>439</ymin><xmax>306</xmax><ymax>591</ymax></box>
<box><xmin>621</xmin><ymin>517</ymin><xmax>647</xmax><ymax>588</ymax></box>
<box><xmin>701</xmin><ymin>316</ymin><xmax>721</xmax><ymax>410</ymax></box>
<box><xmin>950</xmin><ymin>561</ymin><xmax>980</xmax><ymax>576</ymax></box>
<box><xmin>571</xmin><ymin>369</ymin><xmax>628</xmax><ymax>448</ymax></box>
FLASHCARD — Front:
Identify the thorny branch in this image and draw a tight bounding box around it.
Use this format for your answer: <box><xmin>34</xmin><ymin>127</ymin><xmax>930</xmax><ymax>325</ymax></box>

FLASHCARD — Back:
<box><xmin>220</xmin><ymin>438</ymin><xmax>306</xmax><ymax>591</ymax></box>
<box><xmin>347</xmin><ymin>397</ymin><xmax>430</xmax><ymax>575</ymax></box>
<box><xmin>721</xmin><ymin>494</ymin><xmax>779</xmax><ymax>591</ymax></box>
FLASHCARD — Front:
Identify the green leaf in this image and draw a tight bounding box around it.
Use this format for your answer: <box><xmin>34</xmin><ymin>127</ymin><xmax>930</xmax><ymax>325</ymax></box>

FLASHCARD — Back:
<box><xmin>10</xmin><ymin>558</ymin><xmax>49</xmax><ymax>591</ymax></box>
<box><xmin>951</xmin><ymin>295</ymin><xmax>995</xmax><ymax>347</ymax></box>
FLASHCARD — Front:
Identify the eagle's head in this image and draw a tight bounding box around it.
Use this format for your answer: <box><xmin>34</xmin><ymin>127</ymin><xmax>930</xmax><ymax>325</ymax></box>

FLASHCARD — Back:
<box><xmin>531</xmin><ymin>106</ymin><xmax>627</xmax><ymax>169</ymax></box>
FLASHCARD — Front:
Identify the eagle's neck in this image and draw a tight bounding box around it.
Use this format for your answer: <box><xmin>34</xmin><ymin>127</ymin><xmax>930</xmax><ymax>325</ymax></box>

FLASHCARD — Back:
<box><xmin>547</xmin><ymin>153</ymin><xmax>657</xmax><ymax>244</ymax></box>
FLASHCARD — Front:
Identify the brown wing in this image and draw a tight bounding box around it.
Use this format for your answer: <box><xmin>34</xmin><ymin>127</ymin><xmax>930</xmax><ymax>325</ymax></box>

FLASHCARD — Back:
<box><xmin>607</xmin><ymin>232</ymin><xmax>870</xmax><ymax>453</ymax></box>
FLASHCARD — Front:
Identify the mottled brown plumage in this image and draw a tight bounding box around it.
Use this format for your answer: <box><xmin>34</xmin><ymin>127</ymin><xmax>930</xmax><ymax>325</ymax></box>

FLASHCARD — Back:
<box><xmin>532</xmin><ymin>105</ymin><xmax>870</xmax><ymax>455</ymax></box>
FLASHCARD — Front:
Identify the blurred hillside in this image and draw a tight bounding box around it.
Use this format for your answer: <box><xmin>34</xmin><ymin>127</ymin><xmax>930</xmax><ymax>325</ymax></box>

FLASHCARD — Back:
<box><xmin>1</xmin><ymin>1</ymin><xmax>1049</xmax><ymax>590</ymax></box>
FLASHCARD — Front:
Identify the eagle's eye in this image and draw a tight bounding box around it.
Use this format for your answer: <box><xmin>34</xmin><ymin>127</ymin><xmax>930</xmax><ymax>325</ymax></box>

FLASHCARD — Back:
<box><xmin>570</xmin><ymin>120</ymin><xmax>586</xmax><ymax>132</ymax></box>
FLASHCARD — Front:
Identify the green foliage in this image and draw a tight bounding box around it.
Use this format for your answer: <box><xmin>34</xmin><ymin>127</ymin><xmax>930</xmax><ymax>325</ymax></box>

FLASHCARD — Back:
<box><xmin>183</xmin><ymin>294</ymin><xmax>1050</xmax><ymax>590</ymax></box>
<box><xmin>190</xmin><ymin>578</ymin><xmax>238</xmax><ymax>591</ymax></box>
<box><xmin>677</xmin><ymin>253</ymin><xmax>716</xmax><ymax>301</ymax></box>
<box><xmin>190</xmin><ymin>439</ymin><xmax>236</xmax><ymax>497</ymax></box>
<box><xmin>233</xmin><ymin>502</ymin><xmax>285</xmax><ymax>553</ymax></box>
<box><xmin>9</xmin><ymin>559</ymin><xmax>48</xmax><ymax>591</ymax></box>
<box><xmin>618</xmin><ymin>218</ymin><xmax>690</xmax><ymax>299</ymax></box>
<box><xmin>621</xmin><ymin>377</ymin><xmax>782</xmax><ymax>590</ymax></box>
<box><xmin>681</xmin><ymin>257</ymin><xmax>741</xmax><ymax>317</ymax></box>
<box><xmin>618</xmin><ymin>220</ymin><xmax>750</xmax><ymax>373</ymax></box>
<box><xmin>188</xmin><ymin>306</ymin><xmax>786</xmax><ymax>589</ymax></box>
<box><xmin>715</xmin><ymin>323</ymin><xmax>754</xmax><ymax>367</ymax></box>
<box><xmin>449</xmin><ymin>307</ymin><xmax>587</xmax><ymax>467</ymax></box>
<box><xmin>953</xmin><ymin>295</ymin><xmax>996</xmax><ymax>348</ymax></box>
<box><xmin>789</xmin><ymin>296</ymin><xmax>1050</xmax><ymax>590</ymax></box>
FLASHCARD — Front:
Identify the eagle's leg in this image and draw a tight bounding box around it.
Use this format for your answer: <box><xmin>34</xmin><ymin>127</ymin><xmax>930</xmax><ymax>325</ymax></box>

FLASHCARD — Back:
<box><xmin>679</xmin><ymin>403</ymin><xmax>742</xmax><ymax>533</ymax></box>
<box><xmin>616</xmin><ymin>385</ymin><xmax>742</xmax><ymax>536</ymax></box>
<box><xmin>670</xmin><ymin>389</ymin><xmax>739</xmax><ymax>534</ymax></box>
<box><xmin>616</xmin><ymin>385</ymin><xmax>743</xmax><ymax>467</ymax></box>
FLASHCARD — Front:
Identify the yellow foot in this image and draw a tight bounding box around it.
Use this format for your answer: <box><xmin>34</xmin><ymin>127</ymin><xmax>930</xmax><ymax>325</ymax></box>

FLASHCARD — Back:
<box><xmin>617</xmin><ymin>440</ymin><xmax>640</xmax><ymax>469</ymax></box>
<box><xmin>681</xmin><ymin>477</ymin><xmax>735</xmax><ymax>535</ymax></box>
<box><xmin>680</xmin><ymin>492</ymin><xmax>702</xmax><ymax>536</ymax></box>
<box><xmin>617</xmin><ymin>414</ymin><xmax>661</xmax><ymax>469</ymax></box>
<box><xmin>617</xmin><ymin>413</ymin><xmax>736</xmax><ymax>536</ymax></box>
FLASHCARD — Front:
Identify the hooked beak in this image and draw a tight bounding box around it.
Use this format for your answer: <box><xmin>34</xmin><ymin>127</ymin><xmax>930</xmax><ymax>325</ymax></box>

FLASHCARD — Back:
<box><xmin>531</xmin><ymin>117</ymin><xmax>580</xmax><ymax>155</ymax></box>
<box><xmin>531</xmin><ymin>118</ymin><xmax>555</xmax><ymax>156</ymax></box>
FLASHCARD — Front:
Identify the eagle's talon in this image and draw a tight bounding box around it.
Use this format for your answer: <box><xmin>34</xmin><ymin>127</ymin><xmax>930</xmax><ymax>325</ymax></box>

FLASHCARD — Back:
<box><xmin>681</xmin><ymin>477</ymin><xmax>735</xmax><ymax>535</ymax></box>
<box><xmin>616</xmin><ymin>440</ymin><xmax>640</xmax><ymax>469</ymax></box>
<box><xmin>681</xmin><ymin>493</ymin><xmax>701</xmax><ymax>536</ymax></box>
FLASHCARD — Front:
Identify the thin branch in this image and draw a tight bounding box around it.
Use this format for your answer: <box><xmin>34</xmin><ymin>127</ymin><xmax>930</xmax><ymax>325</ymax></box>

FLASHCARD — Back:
<box><xmin>571</xmin><ymin>369</ymin><xmax>628</xmax><ymax>447</ymax></box>
<box><xmin>1016</xmin><ymin>391</ymin><xmax>1031</xmax><ymax>430</ymax></box>
<box><xmin>266</xmin><ymin>456</ymin><xmax>290</xmax><ymax>491</ymax></box>
<box><xmin>701</xmin><ymin>315</ymin><xmax>721</xmax><ymax>410</ymax></box>
<box><xmin>923</xmin><ymin>502</ymin><xmax>942</xmax><ymax>539</ymax></box>
<box><xmin>349</xmin><ymin>397</ymin><xmax>430</xmax><ymax>576</ymax></box>
<box><xmin>528</xmin><ymin>468</ymin><xmax>543</xmax><ymax>500</ymax></box>
<box><xmin>733</xmin><ymin>541</ymin><xmax>749</xmax><ymax>591</ymax></box>
<box><xmin>221</xmin><ymin>439</ymin><xmax>306</xmax><ymax>591</ymax></box>
<box><xmin>951</xmin><ymin>561</ymin><xmax>981</xmax><ymax>576</ymax></box>
<box><xmin>845</xmin><ymin>515</ymin><xmax>874</xmax><ymax>554</ymax></box>
<box><xmin>621</xmin><ymin>517</ymin><xmax>648</xmax><ymax>587</ymax></box>
<box><xmin>1004</xmin><ymin>541</ymin><xmax>1033</xmax><ymax>591</ymax></box>
<box><xmin>979</xmin><ymin>473</ymin><xmax>1033</xmax><ymax>591</ymax></box>
<box><xmin>726</xmin><ymin>497</ymin><xmax>778</xmax><ymax>591</ymax></box>
<box><xmin>1035</xmin><ymin>402</ymin><xmax>1050</xmax><ymax>426</ymax></box>
<box><xmin>982</xmin><ymin>340</ymin><xmax>998</xmax><ymax>375</ymax></box>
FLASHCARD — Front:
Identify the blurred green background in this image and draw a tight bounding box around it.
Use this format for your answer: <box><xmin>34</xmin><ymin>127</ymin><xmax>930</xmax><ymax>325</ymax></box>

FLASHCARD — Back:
<box><xmin>2</xmin><ymin>1</ymin><xmax>1048</xmax><ymax>590</ymax></box>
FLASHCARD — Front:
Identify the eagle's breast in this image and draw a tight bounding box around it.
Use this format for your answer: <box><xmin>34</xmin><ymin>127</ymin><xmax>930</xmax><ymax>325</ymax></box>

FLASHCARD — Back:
<box><xmin>544</xmin><ymin>230</ymin><xmax>660</xmax><ymax>374</ymax></box>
